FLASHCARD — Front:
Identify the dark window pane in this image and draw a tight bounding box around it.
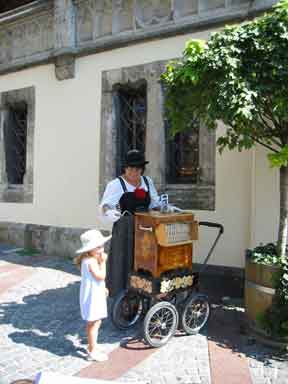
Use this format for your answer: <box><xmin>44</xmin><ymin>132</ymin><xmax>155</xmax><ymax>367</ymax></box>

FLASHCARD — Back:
<box><xmin>4</xmin><ymin>102</ymin><xmax>27</xmax><ymax>185</ymax></box>
<box><xmin>166</xmin><ymin>119</ymin><xmax>200</xmax><ymax>184</ymax></box>
<box><xmin>114</xmin><ymin>82</ymin><xmax>147</xmax><ymax>174</ymax></box>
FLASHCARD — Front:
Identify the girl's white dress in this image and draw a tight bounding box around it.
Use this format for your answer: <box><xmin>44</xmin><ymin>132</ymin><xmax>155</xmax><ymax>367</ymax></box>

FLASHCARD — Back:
<box><xmin>80</xmin><ymin>258</ymin><xmax>107</xmax><ymax>321</ymax></box>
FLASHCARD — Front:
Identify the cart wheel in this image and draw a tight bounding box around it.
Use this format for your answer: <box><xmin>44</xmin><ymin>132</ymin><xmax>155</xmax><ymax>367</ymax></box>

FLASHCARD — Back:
<box><xmin>181</xmin><ymin>294</ymin><xmax>210</xmax><ymax>335</ymax></box>
<box><xmin>111</xmin><ymin>290</ymin><xmax>143</xmax><ymax>330</ymax></box>
<box><xmin>143</xmin><ymin>301</ymin><xmax>178</xmax><ymax>348</ymax></box>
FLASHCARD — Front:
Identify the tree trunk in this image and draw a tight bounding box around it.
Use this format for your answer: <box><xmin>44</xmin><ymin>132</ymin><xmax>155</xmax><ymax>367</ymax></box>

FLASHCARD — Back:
<box><xmin>277</xmin><ymin>166</ymin><xmax>288</xmax><ymax>258</ymax></box>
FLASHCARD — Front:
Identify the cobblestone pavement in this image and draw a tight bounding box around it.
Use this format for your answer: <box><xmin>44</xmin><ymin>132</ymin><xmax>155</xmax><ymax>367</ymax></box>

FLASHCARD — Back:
<box><xmin>0</xmin><ymin>247</ymin><xmax>287</xmax><ymax>384</ymax></box>
<box><xmin>245</xmin><ymin>340</ymin><xmax>288</xmax><ymax>384</ymax></box>
<box><xmin>207</xmin><ymin>304</ymin><xmax>288</xmax><ymax>384</ymax></box>
<box><xmin>0</xmin><ymin>252</ymin><xmax>133</xmax><ymax>384</ymax></box>
<box><xmin>120</xmin><ymin>334</ymin><xmax>211</xmax><ymax>384</ymax></box>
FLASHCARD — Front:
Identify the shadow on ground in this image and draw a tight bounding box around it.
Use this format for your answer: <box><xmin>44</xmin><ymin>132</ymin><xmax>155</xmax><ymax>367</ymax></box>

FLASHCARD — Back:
<box><xmin>1</xmin><ymin>244</ymin><xmax>286</xmax><ymax>365</ymax></box>
<box><xmin>0</xmin><ymin>281</ymin><xmax>136</xmax><ymax>359</ymax></box>
<box><xmin>207</xmin><ymin>303</ymin><xmax>288</xmax><ymax>364</ymax></box>
<box><xmin>0</xmin><ymin>244</ymin><xmax>80</xmax><ymax>276</ymax></box>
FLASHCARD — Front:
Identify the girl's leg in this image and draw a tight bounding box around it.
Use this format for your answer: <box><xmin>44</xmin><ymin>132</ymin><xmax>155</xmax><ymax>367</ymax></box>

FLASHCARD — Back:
<box><xmin>87</xmin><ymin>320</ymin><xmax>101</xmax><ymax>353</ymax></box>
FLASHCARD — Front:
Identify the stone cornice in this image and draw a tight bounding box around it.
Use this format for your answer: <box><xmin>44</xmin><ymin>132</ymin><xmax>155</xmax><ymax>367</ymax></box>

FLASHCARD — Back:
<box><xmin>74</xmin><ymin>4</ymin><xmax>272</xmax><ymax>58</ymax></box>
<box><xmin>0</xmin><ymin>0</ymin><xmax>277</xmax><ymax>80</ymax></box>
<box><xmin>0</xmin><ymin>0</ymin><xmax>52</xmax><ymax>25</ymax></box>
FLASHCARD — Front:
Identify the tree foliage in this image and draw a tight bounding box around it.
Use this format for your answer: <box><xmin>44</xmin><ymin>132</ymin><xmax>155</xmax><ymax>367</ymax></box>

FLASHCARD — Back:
<box><xmin>161</xmin><ymin>0</ymin><xmax>288</xmax><ymax>339</ymax></box>
<box><xmin>162</xmin><ymin>0</ymin><xmax>288</xmax><ymax>161</ymax></box>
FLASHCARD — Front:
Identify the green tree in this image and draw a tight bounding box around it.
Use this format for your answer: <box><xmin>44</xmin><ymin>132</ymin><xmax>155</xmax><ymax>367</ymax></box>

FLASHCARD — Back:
<box><xmin>161</xmin><ymin>0</ymin><xmax>288</xmax><ymax>337</ymax></box>
<box><xmin>162</xmin><ymin>0</ymin><xmax>288</xmax><ymax>260</ymax></box>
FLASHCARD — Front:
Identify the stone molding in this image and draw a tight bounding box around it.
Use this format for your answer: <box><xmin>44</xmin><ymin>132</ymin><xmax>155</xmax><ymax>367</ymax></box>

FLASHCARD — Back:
<box><xmin>101</xmin><ymin>60</ymin><xmax>215</xmax><ymax>210</ymax></box>
<box><xmin>0</xmin><ymin>1</ymin><xmax>51</xmax><ymax>25</ymax></box>
<box><xmin>54</xmin><ymin>53</ymin><xmax>76</xmax><ymax>80</ymax></box>
<box><xmin>54</xmin><ymin>0</ymin><xmax>76</xmax><ymax>80</ymax></box>
<box><xmin>0</xmin><ymin>0</ymin><xmax>277</xmax><ymax>80</ymax></box>
<box><xmin>0</xmin><ymin>1</ymin><xmax>54</xmax><ymax>73</ymax></box>
<box><xmin>0</xmin><ymin>221</ymin><xmax>93</xmax><ymax>258</ymax></box>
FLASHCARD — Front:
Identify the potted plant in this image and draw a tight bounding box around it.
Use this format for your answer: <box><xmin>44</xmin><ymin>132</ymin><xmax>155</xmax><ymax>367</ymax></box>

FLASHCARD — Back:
<box><xmin>245</xmin><ymin>243</ymin><xmax>288</xmax><ymax>345</ymax></box>
<box><xmin>161</xmin><ymin>0</ymin><xmax>288</xmax><ymax>343</ymax></box>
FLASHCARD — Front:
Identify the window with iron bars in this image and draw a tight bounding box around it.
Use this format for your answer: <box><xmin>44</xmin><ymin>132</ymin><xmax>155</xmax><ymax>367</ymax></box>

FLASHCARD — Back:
<box><xmin>113</xmin><ymin>81</ymin><xmax>147</xmax><ymax>175</ymax></box>
<box><xmin>166</xmin><ymin>118</ymin><xmax>200</xmax><ymax>184</ymax></box>
<box><xmin>3</xmin><ymin>102</ymin><xmax>27</xmax><ymax>185</ymax></box>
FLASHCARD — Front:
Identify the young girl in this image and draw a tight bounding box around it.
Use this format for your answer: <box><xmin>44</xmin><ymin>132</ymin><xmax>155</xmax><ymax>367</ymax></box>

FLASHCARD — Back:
<box><xmin>75</xmin><ymin>229</ymin><xmax>111</xmax><ymax>362</ymax></box>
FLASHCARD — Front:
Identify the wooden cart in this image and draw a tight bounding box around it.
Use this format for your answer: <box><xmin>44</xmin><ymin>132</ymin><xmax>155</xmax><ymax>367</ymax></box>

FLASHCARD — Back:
<box><xmin>111</xmin><ymin>211</ymin><xmax>223</xmax><ymax>348</ymax></box>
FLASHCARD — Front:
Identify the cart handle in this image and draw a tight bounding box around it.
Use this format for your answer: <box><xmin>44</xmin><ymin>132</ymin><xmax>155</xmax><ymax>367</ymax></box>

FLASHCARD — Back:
<box><xmin>198</xmin><ymin>221</ymin><xmax>224</xmax><ymax>273</ymax></box>
<box><xmin>139</xmin><ymin>225</ymin><xmax>153</xmax><ymax>232</ymax></box>
<box><xmin>198</xmin><ymin>221</ymin><xmax>224</xmax><ymax>234</ymax></box>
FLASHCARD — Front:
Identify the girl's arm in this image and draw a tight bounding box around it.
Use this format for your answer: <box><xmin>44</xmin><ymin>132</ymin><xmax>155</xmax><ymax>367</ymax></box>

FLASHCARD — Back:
<box><xmin>88</xmin><ymin>258</ymin><xmax>106</xmax><ymax>281</ymax></box>
<box><xmin>101</xmin><ymin>252</ymin><xmax>108</xmax><ymax>262</ymax></box>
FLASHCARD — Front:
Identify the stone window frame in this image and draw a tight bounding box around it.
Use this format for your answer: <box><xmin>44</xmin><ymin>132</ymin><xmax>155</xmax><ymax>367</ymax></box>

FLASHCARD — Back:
<box><xmin>100</xmin><ymin>60</ymin><xmax>215</xmax><ymax>210</ymax></box>
<box><xmin>0</xmin><ymin>86</ymin><xmax>35</xmax><ymax>203</ymax></box>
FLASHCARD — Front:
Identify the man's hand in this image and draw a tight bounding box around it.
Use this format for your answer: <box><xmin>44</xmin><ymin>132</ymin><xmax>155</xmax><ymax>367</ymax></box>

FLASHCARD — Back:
<box><xmin>105</xmin><ymin>209</ymin><xmax>121</xmax><ymax>223</ymax></box>
<box><xmin>167</xmin><ymin>204</ymin><xmax>183</xmax><ymax>213</ymax></box>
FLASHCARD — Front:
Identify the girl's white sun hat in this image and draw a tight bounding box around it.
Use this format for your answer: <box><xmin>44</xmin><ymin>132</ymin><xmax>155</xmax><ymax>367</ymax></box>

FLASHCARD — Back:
<box><xmin>76</xmin><ymin>229</ymin><xmax>111</xmax><ymax>254</ymax></box>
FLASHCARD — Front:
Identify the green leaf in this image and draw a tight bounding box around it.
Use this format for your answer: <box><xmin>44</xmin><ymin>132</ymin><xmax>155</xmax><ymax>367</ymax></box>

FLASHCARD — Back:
<box><xmin>268</xmin><ymin>145</ymin><xmax>288</xmax><ymax>168</ymax></box>
<box><xmin>274</xmin><ymin>0</ymin><xmax>288</xmax><ymax>11</ymax></box>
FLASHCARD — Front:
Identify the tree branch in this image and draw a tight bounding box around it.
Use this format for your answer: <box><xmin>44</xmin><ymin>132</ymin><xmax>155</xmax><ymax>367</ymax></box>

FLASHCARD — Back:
<box><xmin>268</xmin><ymin>137</ymin><xmax>283</xmax><ymax>148</ymax></box>
<box><xmin>264</xmin><ymin>96</ymin><xmax>282</xmax><ymax>132</ymax></box>
<box><xmin>250</xmin><ymin>135</ymin><xmax>280</xmax><ymax>153</ymax></box>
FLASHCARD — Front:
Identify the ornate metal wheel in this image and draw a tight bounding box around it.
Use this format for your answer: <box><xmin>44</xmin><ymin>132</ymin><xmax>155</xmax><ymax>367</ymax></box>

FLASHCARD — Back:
<box><xmin>111</xmin><ymin>290</ymin><xmax>144</xmax><ymax>330</ymax></box>
<box><xmin>181</xmin><ymin>294</ymin><xmax>210</xmax><ymax>335</ymax></box>
<box><xmin>143</xmin><ymin>301</ymin><xmax>178</xmax><ymax>348</ymax></box>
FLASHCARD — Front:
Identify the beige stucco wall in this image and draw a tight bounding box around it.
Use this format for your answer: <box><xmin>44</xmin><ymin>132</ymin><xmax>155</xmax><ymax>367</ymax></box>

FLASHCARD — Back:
<box><xmin>0</xmin><ymin>29</ymin><xmax>278</xmax><ymax>268</ymax></box>
<box><xmin>250</xmin><ymin>146</ymin><xmax>279</xmax><ymax>247</ymax></box>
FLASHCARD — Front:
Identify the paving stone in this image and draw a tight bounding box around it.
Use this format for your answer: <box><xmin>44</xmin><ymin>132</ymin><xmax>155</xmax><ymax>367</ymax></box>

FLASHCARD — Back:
<box><xmin>1</xmin><ymin>249</ymin><xmax>287</xmax><ymax>384</ymax></box>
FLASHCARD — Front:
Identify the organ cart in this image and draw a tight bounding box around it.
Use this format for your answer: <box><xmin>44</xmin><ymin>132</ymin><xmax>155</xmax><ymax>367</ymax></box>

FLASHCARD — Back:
<box><xmin>111</xmin><ymin>211</ymin><xmax>223</xmax><ymax>348</ymax></box>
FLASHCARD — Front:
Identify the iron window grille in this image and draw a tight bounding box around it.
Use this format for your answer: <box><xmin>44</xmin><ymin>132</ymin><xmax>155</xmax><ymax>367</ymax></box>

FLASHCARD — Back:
<box><xmin>114</xmin><ymin>82</ymin><xmax>147</xmax><ymax>175</ymax></box>
<box><xmin>166</xmin><ymin>118</ymin><xmax>200</xmax><ymax>184</ymax></box>
<box><xmin>4</xmin><ymin>102</ymin><xmax>27</xmax><ymax>185</ymax></box>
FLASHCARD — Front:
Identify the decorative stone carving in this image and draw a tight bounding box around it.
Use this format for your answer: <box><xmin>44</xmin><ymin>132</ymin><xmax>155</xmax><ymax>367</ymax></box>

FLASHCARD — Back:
<box><xmin>173</xmin><ymin>0</ymin><xmax>198</xmax><ymax>20</ymax></box>
<box><xmin>76</xmin><ymin>0</ymin><xmax>113</xmax><ymax>43</ymax></box>
<box><xmin>74</xmin><ymin>0</ymin><xmax>276</xmax><ymax>46</ymax></box>
<box><xmin>112</xmin><ymin>0</ymin><xmax>133</xmax><ymax>34</ymax></box>
<box><xmin>55</xmin><ymin>53</ymin><xmax>75</xmax><ymax>80</ymax></box>
<box><xmin>54</xmin><ymin>0</ymin><xmax>75</xmax><ymax>50</ymax></box>
<box><xmin>0</xmin><ymin>30</ymin><xmax>10</xmax><ymax>64</ymax></box>
<box><xmin>229</xmin><ymin>0</ymin><xmax>250</xmax><ymax>5</ymax></box>
<box><xmin>0</xmin><ymin>0</ymin><xmax>278</xmax><ymax>78</ymax></box>
<box><xmin>0</xmin><ymin>10</ymin><xmax>54</xmax><ymax>66</ymax></box>
<box><xmin>134</xmin><ymin>0</ymin><xmax>172</xmax><ymax>29</ymax></box>
<box><xmin>199</xmin><ymin>0</ymin><xmax>226</xmax><ymax>12</ymax></box>
<box><xmin>54</xmin><ymin>0</ymin><xmax>76</xmax><ymax>80</ymax></box>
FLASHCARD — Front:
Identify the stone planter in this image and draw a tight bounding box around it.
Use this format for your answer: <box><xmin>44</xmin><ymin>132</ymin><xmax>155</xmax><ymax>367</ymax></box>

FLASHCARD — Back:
<box><xmin>245</xmin><ymin>258</ymin><xmax>278</xmax><ymax>326</ymax></box>
<box><xmin>245</xmin><ymin>258</ymin><xmax>288</xmax><ymax>347</ymax></box>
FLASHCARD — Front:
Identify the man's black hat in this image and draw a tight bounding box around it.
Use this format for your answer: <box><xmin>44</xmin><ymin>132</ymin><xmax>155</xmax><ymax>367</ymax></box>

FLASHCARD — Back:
<box><xmin>123</xmin><ymin>149</ymin><xmax>149</xmax><ymax>167</ymax></box>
